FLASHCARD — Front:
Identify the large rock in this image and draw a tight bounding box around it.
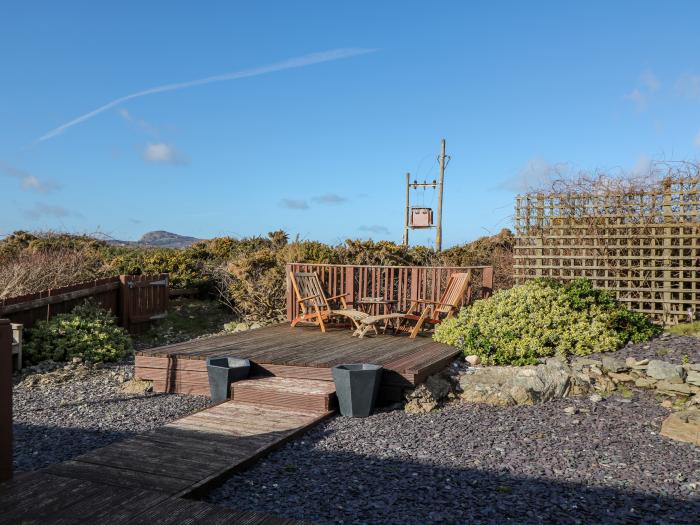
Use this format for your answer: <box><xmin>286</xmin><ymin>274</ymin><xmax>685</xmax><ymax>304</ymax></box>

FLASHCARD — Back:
<box><xmin>686</xmin><ymin>370</ymin><xmax>700</xmax><ymax>387</ymax></box>
<box><xmin>404</xmin><ymin>373</ymin><xmax>453</xmax><ymax>413</ymax></box>
<box><xmin>458</xmin><ymin>360</ymin><xmax>571</xmax><ymax>406</ymax></box>
<box><xmin>646</xmin><ymin>360</ymin><xmax>686</xmax><ymax>384</ymax></box>
<box><xmin>660</xmin><ymin>409</ymin><xmax>700</xmax><ymax>446</ymax></box>
<box><xmin>601</xmin><ymin>355</ymin><xmax>627</xmax><ymax>373</ymax></box>
<box><xmin>656</xmin><ymin>382</ymin><xmax>694</xmax><ymax>396</ymax></box>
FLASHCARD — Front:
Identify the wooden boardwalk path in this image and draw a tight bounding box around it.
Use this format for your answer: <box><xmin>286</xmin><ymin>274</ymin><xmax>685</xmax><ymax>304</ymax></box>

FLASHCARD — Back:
<box><xmin>0</xmin><ymin>472</ymin><xmax>306</xmax><ymax>524</ymax></box>
<box><xmin>2</xmin><ymin>397</ymin><xmax>329</xmax><ymax>523</ymax></box>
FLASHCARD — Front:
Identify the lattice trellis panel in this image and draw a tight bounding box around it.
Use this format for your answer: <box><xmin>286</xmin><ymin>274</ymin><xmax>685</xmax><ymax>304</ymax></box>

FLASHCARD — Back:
<box><xmin>514</xmin><ymin>177</ymin><xmax>700</xmax><ymax>324</ymax></box>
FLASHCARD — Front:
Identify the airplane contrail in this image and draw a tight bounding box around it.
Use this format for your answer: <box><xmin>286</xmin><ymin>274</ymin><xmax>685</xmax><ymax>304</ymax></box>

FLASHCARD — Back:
<box><xmin>35</xmin><ymin>48</ymin><xmax>375</xmax><ymax>143</ymax></box>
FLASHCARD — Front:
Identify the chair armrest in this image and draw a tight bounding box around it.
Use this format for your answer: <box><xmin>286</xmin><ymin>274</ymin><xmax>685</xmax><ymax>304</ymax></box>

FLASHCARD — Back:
<box><xmin>297</xmin><ymin>293</ymin><xmax>322</xmax><ymax>303</ymax></box>
<box><xmin>326</xmin><ymin>293</ymin><xmax>349</xmax><ymax>301</ymax></box>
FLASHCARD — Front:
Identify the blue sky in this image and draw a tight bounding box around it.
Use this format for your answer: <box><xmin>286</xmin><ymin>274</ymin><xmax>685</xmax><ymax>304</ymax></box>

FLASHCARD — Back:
<box><xmin>2</xmin><ymin>1</ymin><xmax>700</xmax><ymax>247</ymax></box>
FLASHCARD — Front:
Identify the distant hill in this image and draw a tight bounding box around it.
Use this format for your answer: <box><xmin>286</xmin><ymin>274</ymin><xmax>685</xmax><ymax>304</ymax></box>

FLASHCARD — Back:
<box><xmin>108</xmin><ymin>230</ymin><xmax>201</xmax><ymax>248</ymax></box>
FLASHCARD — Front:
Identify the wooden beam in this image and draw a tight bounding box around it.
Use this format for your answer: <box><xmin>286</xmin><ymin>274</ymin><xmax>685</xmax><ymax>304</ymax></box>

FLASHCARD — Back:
<box><xmin>0</xmin><ymin>320</ymin><xmax>12</xmax><ymax>482</ymax></box>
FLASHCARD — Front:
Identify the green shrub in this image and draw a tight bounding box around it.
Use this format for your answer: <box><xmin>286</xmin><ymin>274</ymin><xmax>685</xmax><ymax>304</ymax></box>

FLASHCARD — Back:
<box><xmin>25</xmin><ymin>300</ymin><xmax>132</xmax><ymax>364</ymax></box>
<box><xmin>434</xmin><ymin>278</ymin><xmax>660</xmax><ymax>365</ymax></box>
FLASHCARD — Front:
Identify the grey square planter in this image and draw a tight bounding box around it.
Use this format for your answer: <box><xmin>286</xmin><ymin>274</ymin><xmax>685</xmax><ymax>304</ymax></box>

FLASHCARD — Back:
<box><xmin>332</xmin><ymin>363</ymin><xmax>383</xmax><ymax>417</ymax></box>
<box><xmin>206</xmin><ymin>357</ymin><xmax>250</xmax><ymax>402</ymax></box>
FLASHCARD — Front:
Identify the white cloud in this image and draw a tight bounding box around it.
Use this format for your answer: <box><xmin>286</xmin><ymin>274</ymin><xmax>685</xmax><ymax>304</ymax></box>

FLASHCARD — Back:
<box><xmin>312</xmin><ymin>193</ymin><xmax>347</xmax><ymax>205</ymax></box>
<box><xmin>279</xmin><ymin>198</ymin><xmax>309</xmax><ymax>210</ymax></box>
<box><xmin>675</xmin><ymin>73</ymin><xmax>700</xmax><ymax>100</ymax></box>
<box><xmin>142</xmin><ymin>143</ymin><xmax>189</xmax><ymax>165</ymax></box>
<box><xmin>640</xmin><ymin>69</ymin><xmax>660</xmax><ymax>93</ymax></box>
<box><xmin>625</xmin><ymin>69</ymin><xmax>660</xmax><ymax>111</ymax></box>
<box><xmin>119</xmin><ymin>108</ymin><xmax>158</xmax><ymax>136</ymax></box>
<box><xmin>501</xmin><ymin>157</ymin><xmax>570</xmax><ymax>192</ymax></box>
<box><xmin>24</xmin><ymin>202</ymin><xmax>76</xmax><ymax>219</ymax></box>
<box><xmin>624</xmin><ymin>88</ymin><xmax>648</xmax><ymax>111</ymax></box>
<box><xmin>0</xmin><ymin>161</ymin><xmax>61</xmax><ymax>193</ymax></box>
<box><xmin>35</xmin><ymin>48</ymin><xmax>376</xmax><ymax>144</ymax></box>
<box><xmin>359</xmin><ymin>225</ymin><xmax>390</xmax><ymax>235</ymax></box>
<box><xmin>629</xmin><ymin>154</ymin><xmax>652</xmax><ymax>177</ymax></box>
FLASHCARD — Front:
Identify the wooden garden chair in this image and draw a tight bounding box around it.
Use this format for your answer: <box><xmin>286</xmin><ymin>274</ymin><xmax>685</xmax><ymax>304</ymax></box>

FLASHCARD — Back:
<box><xmin>354</xmin><ymin>272</ymin><xmax>472</xmax><ymax>339</ymax></box>
<box><xmin>289</xmin><ymin>272</ymin><xmax>371</xmax><ymax>333</ymax></box>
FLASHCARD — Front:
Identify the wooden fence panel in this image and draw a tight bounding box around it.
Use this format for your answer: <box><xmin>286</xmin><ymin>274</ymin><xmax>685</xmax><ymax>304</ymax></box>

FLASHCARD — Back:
<box><xmin>0</xmin><ymin>319</ymin><xmax>12</xmax><ymax>482</ymax></box>
<box><xmin>514</xmin><ymin>176</ymin><xmax>700</xmax><ymax>323</ymax></box>
<box><xmin>0</xmin><ymin>275</ymin><xmax>169</xmax><ymax>333</ymax></box>
<box><xmin>286</xmin><ymin>264</ymin><xmax>493</xmax><ymax>322</ymax></box>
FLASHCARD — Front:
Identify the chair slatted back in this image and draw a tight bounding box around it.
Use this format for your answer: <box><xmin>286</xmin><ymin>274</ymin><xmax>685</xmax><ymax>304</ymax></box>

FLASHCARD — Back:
<box><xmin>291</xmin><ymin>272</ymin><xmax>330</xmax><ymax>314</ymax></box>
<box><xmin>435</xmin><ymin>272</ymin><xmax>471</xmax><ymax>316</ymax></box>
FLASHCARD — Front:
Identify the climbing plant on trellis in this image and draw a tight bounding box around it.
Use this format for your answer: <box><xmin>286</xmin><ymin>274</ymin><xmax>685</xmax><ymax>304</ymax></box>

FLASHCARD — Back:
<box><xmin>514</xmin><ymin>163</ymin><xmax>700</xmax><ymax>324</ymax></box>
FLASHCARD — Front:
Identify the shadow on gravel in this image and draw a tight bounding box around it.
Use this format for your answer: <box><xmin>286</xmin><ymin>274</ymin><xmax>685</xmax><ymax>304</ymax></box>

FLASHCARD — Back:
<box><xmin>13</xmin><ymin>423</ymin><xmax>135</xmax><ymax>472</ymax></box>
<box><xmin>206</xmin><ymin>445</ymin><xmax>699</xmax><ymax>525</ymax></box>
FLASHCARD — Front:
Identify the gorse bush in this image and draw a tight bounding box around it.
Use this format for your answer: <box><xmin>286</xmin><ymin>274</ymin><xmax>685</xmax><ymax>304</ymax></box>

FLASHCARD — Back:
<box><xmin>1</xmin><ymin>229</ymin><xmax>514</xmax><ymax>321</ymax></box>
<box><xmin>25</xmin><ymin>300</ymin><xmax>132</xmax><ymax>364</ymax></box>
<box><xmin>434</xmin><ymin>279</ymin><xmax>660</xmax><ymax>365</ymax></box>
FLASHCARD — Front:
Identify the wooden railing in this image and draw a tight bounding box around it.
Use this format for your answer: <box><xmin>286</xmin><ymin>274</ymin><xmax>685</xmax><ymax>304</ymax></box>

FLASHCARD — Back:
<box><xmin>0</xmin><ymin>319</ymin><xmax>12</xmax><ymax>482</ymax></box>
<box><xmin>0</xmin><ymin>274</ymin><xmax>169</xmax><ymax>333</ymax></box>
<box><xmin>286</xmin><ymin>263</ymin><xmax>493</xmax><ymax>321</ymax></box>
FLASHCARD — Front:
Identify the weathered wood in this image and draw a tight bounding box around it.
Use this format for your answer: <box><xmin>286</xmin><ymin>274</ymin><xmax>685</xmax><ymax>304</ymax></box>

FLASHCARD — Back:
<box><xmin>0</xmin><ymin>280</ymin><xmax>119</xmax><ymax>314</ymax></box>
<box><xmin>0</xmin><ymin>472</ymin><xmax>307</xmax><ymax>524</ymax></box>
<box><xmin>286</xmin><ymin>263</ymin><xmax>493</xmax><ymax>323</ymax></box>
<box><xmin>136</xmin><ymin>324</ymin><xmax>461</xmax><ymax>399</ymax></box>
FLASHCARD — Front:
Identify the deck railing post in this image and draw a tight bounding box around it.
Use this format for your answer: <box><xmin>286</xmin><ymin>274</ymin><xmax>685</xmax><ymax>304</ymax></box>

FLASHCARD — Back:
<box><xmin>482</xmin><ymin>267</ymin><xmax>494</xmax><ymax>298</ymax></box>
<box><xmin>286</xmin><ymin>264</ymin><xmax>295</xmax><ymax>322</ymax></box>
<box><xmin>0</xmin><ymin>319</ymin><xmax>12</xmax><ymax>482</ymax></box>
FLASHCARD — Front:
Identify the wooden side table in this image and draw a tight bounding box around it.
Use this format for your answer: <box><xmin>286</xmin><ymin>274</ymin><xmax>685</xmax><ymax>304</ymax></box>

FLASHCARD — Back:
<box><xmin>356</xmin><ymin>298</ymin><xmax>398</xmax><ymax>333</ymax></box>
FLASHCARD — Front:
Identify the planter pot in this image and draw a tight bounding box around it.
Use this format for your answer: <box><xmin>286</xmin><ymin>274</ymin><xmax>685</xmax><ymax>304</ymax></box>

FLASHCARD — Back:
<box><xmin>206</xmin><ymin>357</ymin><xmax>251</xmax><ymax>402</ymax></box>
<box><xmin>332</xmin><ymin>363</ymin><xmax>383</xmax><ymax>417</ymax></box>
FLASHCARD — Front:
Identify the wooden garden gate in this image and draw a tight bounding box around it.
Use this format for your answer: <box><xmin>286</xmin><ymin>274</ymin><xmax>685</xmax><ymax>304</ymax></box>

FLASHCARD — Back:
<box><xmin>119</xmin><ymin>274</ymin><xmax>169</xmax><ymax>332</ymax></box>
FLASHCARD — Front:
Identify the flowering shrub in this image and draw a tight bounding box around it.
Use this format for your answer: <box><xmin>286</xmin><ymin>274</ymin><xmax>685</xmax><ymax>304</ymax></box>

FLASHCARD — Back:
<box><xmin>25</xmin><ymin>301</ymin><xmax>132</xmax><ymax>364</ymax></box>
<box><xmin>434</xmin><ymin>279</ymin><xmax>660</xmax><ymax>365</ymax></box>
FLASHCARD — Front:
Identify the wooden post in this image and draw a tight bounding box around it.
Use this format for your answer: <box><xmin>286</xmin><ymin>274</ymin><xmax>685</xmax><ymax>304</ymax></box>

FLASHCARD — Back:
<box><xmin>435</xmin><ymin>139</ymin><xmax>446</xmax><ymax>252</ymax></box>
<box><xmin>534</xmin><ymin>194</ymin><xmax>544</xmax><ymax>277</ymax></box>
<box><xmin>286</xmin><ymin>265</ymin><xmax>294</xmax><ymax>322</ymax></box>
<box><xmin>403</xmin><ymin>172</ymin><xmax>410</xmax><ymax>246</ymax></box>
<box><xmin>662</xmin><ymin>180</ymin><xmax>672</xmax><ymax>324</ymax></box>
<box><xmin>482</xmin><ymin>267</ymin><xmax>494</xmax><ymax>298</ymax></box>
<box><xmin>345</xmin><ymin>266</ymin><xmax>355</xmax><ymax>308</ymax></box>
<box><xmin>0</xmin><ymin>319</ymin><xmax>12</xmax><ymax>482</ymax></box>
<box><xmin>119</xmin><ymin>275</ymin><xmax>131</xmax><ymax>332</ymax></box>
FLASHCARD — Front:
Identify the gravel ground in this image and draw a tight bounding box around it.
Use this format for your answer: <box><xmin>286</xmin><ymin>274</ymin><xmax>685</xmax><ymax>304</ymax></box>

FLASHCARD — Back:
<box><xmin>207</xmin><ymin>391</ymin><xmax>700</xmax><ymax>525</ymax></box>
<box><xmin>13</xmin><ymin>361</ymin><xmax>211</xmax><ymax>472</ymax></box>
<box><xmin>597</xmin><ymin>333</ymin><xmax>700</xmax><ymax>364</ymax></box>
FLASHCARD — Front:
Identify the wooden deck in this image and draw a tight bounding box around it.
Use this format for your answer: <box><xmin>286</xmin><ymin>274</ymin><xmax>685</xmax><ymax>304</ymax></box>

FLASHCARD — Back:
<box><xmin>136</xmin><ymin>323</ymin><xmax>461</xmax><ymax>401</ymax></box>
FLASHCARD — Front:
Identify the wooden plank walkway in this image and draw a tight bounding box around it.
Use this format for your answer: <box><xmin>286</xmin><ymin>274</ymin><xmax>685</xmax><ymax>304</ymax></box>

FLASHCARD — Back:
<box><xmin>43</xmin><ymin>401</ymin><xmax>331</xmax><ymax>497</ymax></box>
<box><xmin>0</xmin><ymin>472</ymin><xmax>307</xmax><ymax>524</ymax></box>
<box><xmin>2</xmin><ymin>397</ymin><xmax>328</xmax><ymax>523</ymax></box>
<box><xmin>136</xmin><ymin>324</ymin><xmax>461</xmax><ymax>399</ymax></box>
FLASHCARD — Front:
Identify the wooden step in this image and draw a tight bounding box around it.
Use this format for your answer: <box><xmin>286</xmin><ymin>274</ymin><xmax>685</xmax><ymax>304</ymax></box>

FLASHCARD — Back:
<box><xmin>231</xmin><ymin>377</ymin><xmax>337</xmax><ymax>412</ymax></box>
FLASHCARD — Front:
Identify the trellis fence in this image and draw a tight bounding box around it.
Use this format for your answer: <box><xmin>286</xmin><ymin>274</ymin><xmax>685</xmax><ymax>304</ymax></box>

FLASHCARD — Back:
<box><xmin>514</xmin><ymin>176</ymin><xmax>700</xmax><ymax>324</ymax></box>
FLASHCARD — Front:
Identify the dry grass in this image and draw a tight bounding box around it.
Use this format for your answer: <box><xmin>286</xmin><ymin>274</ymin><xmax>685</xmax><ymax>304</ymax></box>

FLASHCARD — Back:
<box><xmin>0</xmin><ymin>248</ymin><xmax>108</xmax><ymax>299</ymax></box>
